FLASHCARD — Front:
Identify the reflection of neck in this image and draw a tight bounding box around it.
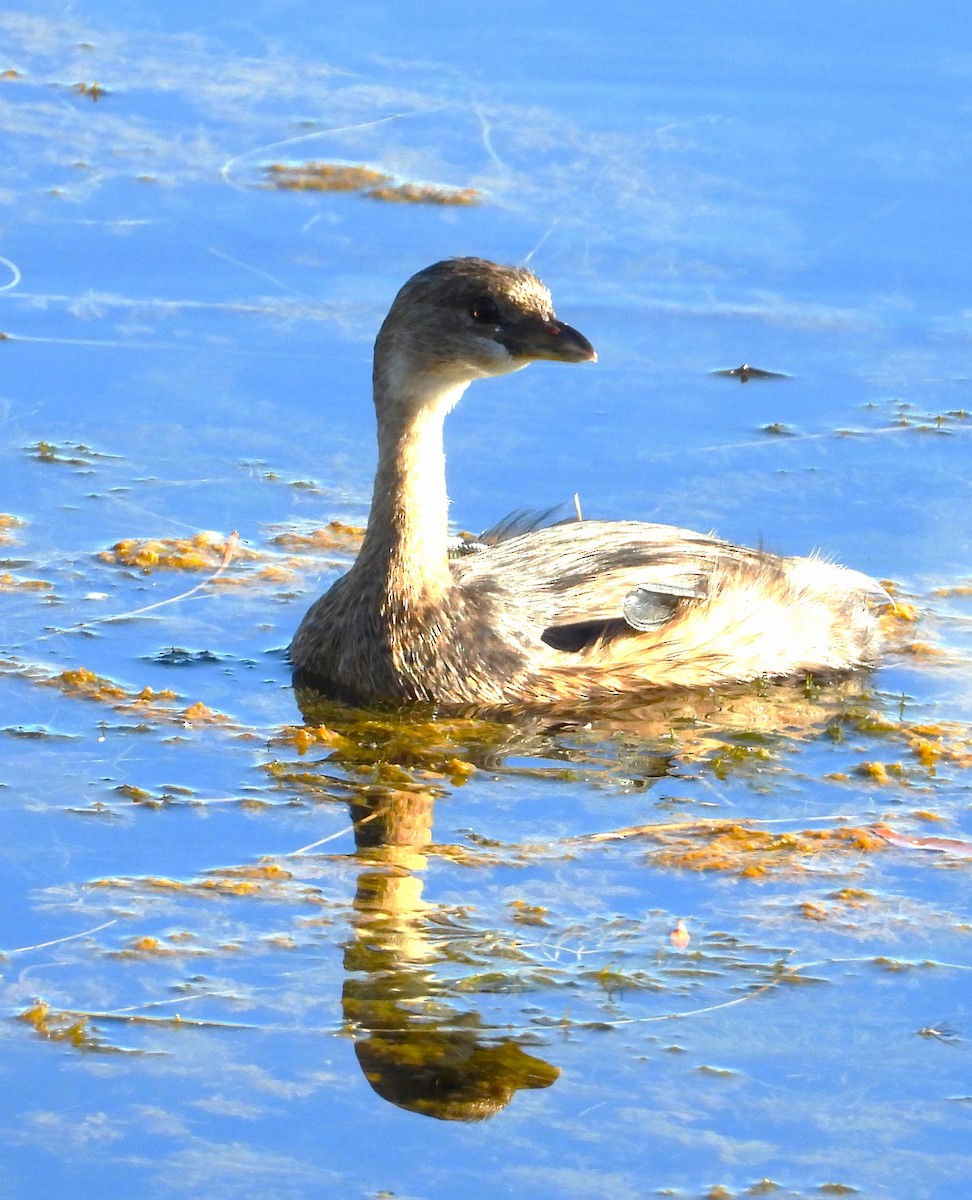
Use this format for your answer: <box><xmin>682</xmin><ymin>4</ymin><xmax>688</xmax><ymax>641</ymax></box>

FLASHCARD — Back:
<box><xmin>350</xmin><ymin>790</ymin><xmax>435</xmax><ymax>959</ymax></box>
<box><xmin>351</xmin><ymin>790</ymin><xmax>435</xmax><ymax>855</ymax></box>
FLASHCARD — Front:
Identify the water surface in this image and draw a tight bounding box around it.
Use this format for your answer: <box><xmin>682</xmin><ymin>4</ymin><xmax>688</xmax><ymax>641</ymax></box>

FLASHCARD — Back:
<box><xmin>1</xmin><ymin>4</ymin><xmax>971</xmax><ymax>1198</ymax></box>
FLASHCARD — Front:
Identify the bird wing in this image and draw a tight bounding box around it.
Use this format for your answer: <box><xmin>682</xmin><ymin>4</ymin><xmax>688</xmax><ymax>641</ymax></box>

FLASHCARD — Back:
<box><xmin>450</xmin><ymin>518</ymin><xmax>888</xmax><ymax>692</ymax></box>
<box><xmin>451</xmin><ymin>518</ymin><xmax>760</xmax><ymax>642</ymax></box>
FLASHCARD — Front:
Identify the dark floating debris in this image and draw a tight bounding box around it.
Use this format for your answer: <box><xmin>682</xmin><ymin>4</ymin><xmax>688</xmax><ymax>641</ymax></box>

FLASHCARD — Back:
<box><xmin>151</xmin><ymin>647</ymin><xmax>224</xmax><ymax>667</ymax></box>
<box><xmin>712</xmin><ymin>363</ymin><xmax>790</xmax><ymax>384</ymax></box>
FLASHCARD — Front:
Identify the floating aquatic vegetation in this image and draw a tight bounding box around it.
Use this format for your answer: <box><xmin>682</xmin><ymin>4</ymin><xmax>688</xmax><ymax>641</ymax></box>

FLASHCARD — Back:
<box><xmin>42</xmin><ymin>665</ymin><xmax>172</xmax><ymax>705</ymax></box>
<box><xmin>608</xmin><ymin>820</ymin><xmax>886</xmax><ymax>878</ymax></box>
<box><xmin>428</xmin><ymin>840</ymin><xmax>532</xmax><ymax>870</ymax></box>
<box><xmin>26</xmin><ymin>440</ymin><xmax>112</xmax><ymax>468</ymax></box>
<box><xmin>100</xmin><ymin>531</ymin><xmax>255</xmax><ymax>573</ymax></box>
<box><xmin>899</xmin><ymin>640</ymin><xmax>949</xmax><ymax>658</ymax></box>
<box><xmin>112</xmin><ymin>783</ymin><xmax>186</xmax><ymax>807</ymax></box>
<box><xmin>0</xmin><ymin>572</ymin><xmax>53</xmax><ymax>591</ymax></box>
<box><xmin>264</xmin><ymin>161</ymin><xmax>481</xmax><ymax>205</ymax></box>
<box><xmin>2</xmin><ymin>724</ymin><xmax>76</xmax><ymax>741</ymax></box>
<box><xmin>96</xmin><ymin>530</ymin><xmax>319</xmax><ymax>592</ymax></box>
<box><xmin>268</xmin><ymin>522</ymin><xmax>364</xmax><ymax>554</ymax></box>
<box><xmin>277</xmin><ymin>721</ymin><xmax>477</xmax><ymax>784</ymax></box>
<box><xmin>65</xmin><ymin>782</ymin><xmax>269</xmax><ymax>817</ymax></box>
<box><xmin>91</xmin><ymin>861</ymin><xmax>331</xmax><ymax>906</ymax></box>
<box><xmin>823</xmin><ymin>704</ymin><xmax>972</xmax><ymax>777</ymax></box>
<box><xmin>797</xmin><ymin>888</ymin><xmax>873</xmax><ymax>922</ymax></box>
<box><xmin>363</xmin><ymin>182</ymin><xmax>481</xmax><ymax>205</ymax></box>
<box><xmin>707</xmin><ymin>739</ymin><xmax>777</xmax><ymax>780</ymax></box>
<box><xmin>853</xmin><ymin>760</ymin><xmax>907</xmax><ymax>785</ymax></box>
<box><xmin>244</xmin><ymin>462</ymin><xmax>333</xmax><ymax>494</ymax></box>
<box><xmin>0</xmin><ymin>513</ymin><xmax>24</xmax><ymax>542</ymax></box>
<box><xmin>265</xmin><ymin>162</ymin><xmax>391</xmax><ymax>192</ymax></box>
<box><xmin>70</xmin><ymin>81</ymin><xmax>107</xmax><ymax>101</ymax></box>
<box><xmin>509</xmin><ymin>900</ymin><xmax>550</xmax><ymax>927</ymax></box>
<box><xmin>214</xmin><ymin>563</ymin><xmax>300</xmax><ymax>587</ymax></box>
<box><xmin>273</xmin><ymin>677</ymin><xmax>972</xmax><ymax>817</ymax></box>
<box><xmin>109</xmin><ymin>933</ymin><xmax>209</xmax><ymax>960</ymax></box>
<box><xmin>880</xmin><ymin>585</ymin><xmax>921</xmax><ymax>622</ymax></box>
<box><xmin>886</xmin><ymin>399</ymin><xmax>971</xmax><ymax>434</ymax></box>
<box><xmin>18</xmin><ymin>1001</ymin><xmax>117</xmax><ymax>1053</ymax></box>
<box><xmin>0</xmin><ymin>659</ymin><xmax>240</xmax><ymax>730</ymax></box>
<box><xmin>280</xmin><ymin>696</ymin><xmax>520</xmax><ymax>776</ymax></box>
<box><xmin>933</xmin><ymin>581</ymin><xmax>972</xmax><ymax>597</ymax></box>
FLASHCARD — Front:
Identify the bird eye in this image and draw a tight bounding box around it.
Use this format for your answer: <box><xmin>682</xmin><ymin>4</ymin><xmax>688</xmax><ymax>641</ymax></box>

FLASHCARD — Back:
<box><xmin>469</xmin><ymin>297</ymin><xmax>501</xmax><ymax>324</ymax></box>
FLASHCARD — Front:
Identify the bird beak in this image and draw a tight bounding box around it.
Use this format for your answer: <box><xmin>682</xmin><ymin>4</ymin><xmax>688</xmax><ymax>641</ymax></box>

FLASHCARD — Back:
<box><xmin>499</xmin><ymin>316</ymin><xmax>597</xmax><ymax>364</ymax></box>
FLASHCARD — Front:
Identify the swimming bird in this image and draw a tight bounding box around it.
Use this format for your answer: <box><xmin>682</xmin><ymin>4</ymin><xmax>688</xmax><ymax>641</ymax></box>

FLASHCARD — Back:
<box><xmin>290</xmin><ymin>257</ymin><xmax>887</xmax><ymax>709</ymax></box>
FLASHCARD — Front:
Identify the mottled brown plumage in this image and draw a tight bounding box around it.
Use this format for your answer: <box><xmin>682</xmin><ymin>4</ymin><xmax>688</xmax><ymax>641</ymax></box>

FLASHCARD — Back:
<box><xmin>290</xmin><ymin>258</ymin><xmax>887</xmax><ymax>709</ymax></box>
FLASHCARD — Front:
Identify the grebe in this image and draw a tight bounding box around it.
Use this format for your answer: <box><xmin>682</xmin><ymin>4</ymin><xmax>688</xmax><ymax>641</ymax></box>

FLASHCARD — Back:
<box><xmin>290</xmin><ymin>258</ymin><xmax>886</xmax><ymax>708</ymax></box>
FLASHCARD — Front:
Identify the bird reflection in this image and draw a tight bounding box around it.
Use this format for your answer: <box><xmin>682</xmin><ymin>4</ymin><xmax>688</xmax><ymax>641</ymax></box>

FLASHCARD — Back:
<box><xmin>340</xmin><ymin>787</ymin><xmax>558</xmax><ymax>1121</ymax></box>
<box><xmin>293</xmin><ymin>674</ymin><xmax>884</xmax><ymax>1121</ymax></box>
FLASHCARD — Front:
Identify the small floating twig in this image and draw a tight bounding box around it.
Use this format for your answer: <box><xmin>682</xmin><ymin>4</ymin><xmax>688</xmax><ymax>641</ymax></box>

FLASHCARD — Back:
<box><xmin>871</xmin><ymin>823</ymin><xmax>972</xmax><ymax>859</ymax></box>
<box><xmin>558</xmin><ymin>811</ymin><xmax>861</xmax><ymax>846</ymax></box>
<box><xmin>279</xmin><ymin>807</ymin><xmax>383</xmax><ymax>857</ymax></box>
<box><xmin>5</xmin><ymin>918</ymin><xmax>118</xmax><ymax>956</ymax></box>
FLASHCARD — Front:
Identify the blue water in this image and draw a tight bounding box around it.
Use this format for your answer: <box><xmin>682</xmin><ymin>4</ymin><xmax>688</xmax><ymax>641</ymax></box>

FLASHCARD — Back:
<box><xmin>1</xmin><ymin>3</ymin><xmax>971</xmax><ymax>1197</ymax></box>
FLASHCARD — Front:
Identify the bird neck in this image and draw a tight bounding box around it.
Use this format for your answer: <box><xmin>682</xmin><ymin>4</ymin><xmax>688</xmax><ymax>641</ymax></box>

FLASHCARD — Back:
<box><xmin>355</xmin><ymin>372</ymin><xmax>469</xmax><ymax>604</ymax></box>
